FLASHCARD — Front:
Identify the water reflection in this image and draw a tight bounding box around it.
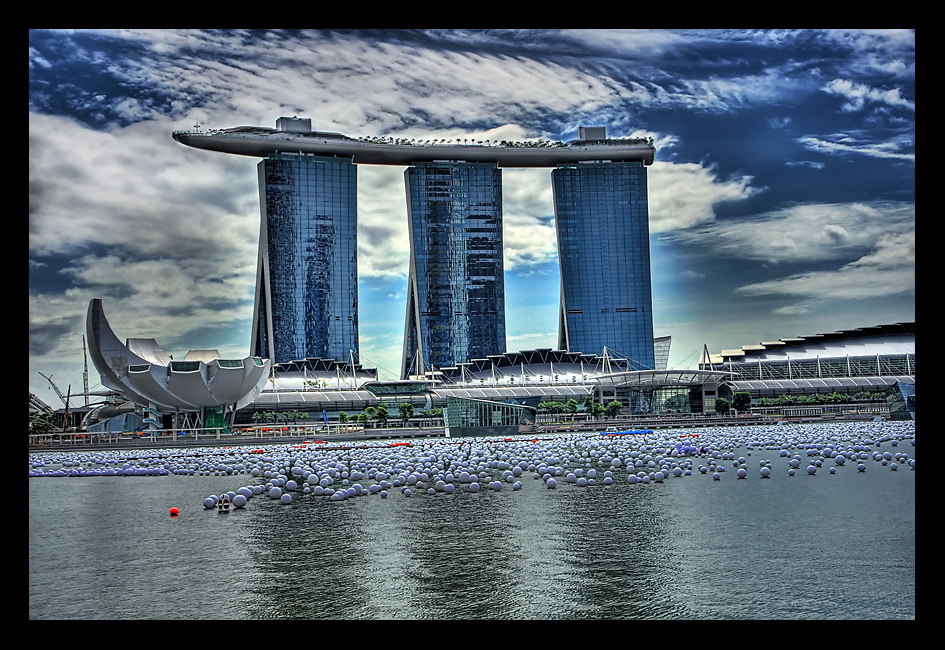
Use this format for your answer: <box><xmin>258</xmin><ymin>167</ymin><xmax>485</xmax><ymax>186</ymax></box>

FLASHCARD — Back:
<box><xmin>29</xmin><ymin>430</ymin><xmax>915</xmax><ymax>620</ymax></box>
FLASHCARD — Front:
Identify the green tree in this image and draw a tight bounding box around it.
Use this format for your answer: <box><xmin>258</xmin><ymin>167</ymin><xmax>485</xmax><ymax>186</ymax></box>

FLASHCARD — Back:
<box><xmin>374</xmin><ymin>404</ymin><xmax>389</xmax><ymax>426</ymax></box>
<box><xmin>583</xmin><ymin>395</ymin><xmax>595</xmax><ymax>412</ymax></box>
<box><xmin>565</xmin><ymin>399</ymin><xmax>579</xmax><ymax>417</ymax></box>
<box><xmin>398</xmin><ymin>403</ymin><xmax>414</xmax><ymax>425</ymax></box>
<box><xmin>338</xmin><ymin>411</ymin><xmax>348</xmax><ymax>424</ymax></box>
<box><xmin>538</xmin><ymin>401</ymin><xmax>568</xmax><ymax>421</ymax></box>
<box><xmin>363</xmin><ymin>407</ymin><xmax>377</xmax><ymax>427</ymax></box>
<box><xmin>604</xmin><ymin>400</ymin><xmax>623</xmax><ymax>418</ymax></box>
<box><xmin>30</xmin><ymin>411</ymin><xmax>57</xmax><ymax>435</ymax></box>
<box><xmin>732</xmin><ymin>392</ymin><xmax>752</xmax><ymax>414</ymax></box>
<box><xmin>715</xmin><ymin>397</ymin><xmax>731</xmax><ymax>414</ymax></box>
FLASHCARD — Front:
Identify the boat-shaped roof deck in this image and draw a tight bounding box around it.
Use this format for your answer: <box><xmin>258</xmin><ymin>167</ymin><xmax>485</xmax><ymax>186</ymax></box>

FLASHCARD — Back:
<box><xmin>172</xmin><ymin>123</ymin><xmax>655</xmax><ymax>167</ymax></box>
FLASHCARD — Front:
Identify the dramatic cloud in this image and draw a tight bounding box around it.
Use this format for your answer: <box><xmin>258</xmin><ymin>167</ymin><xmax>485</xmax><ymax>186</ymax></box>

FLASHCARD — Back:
<box><xmin>797</xmin><ymin>133</ymin><xmax>915</xmax><ymax>161</ymax></box>
<box><xmin>648</xmin><ymin>162</ymin><xmax>761</xmax><ymax>233</ymax></box>
<box><xmin>730</xmin><ymin>207</ymin><xmax>914</xmax><ymax>308</ymax></box>
<box><xmin>675</xmin><ymin>201</ymin><xmax>914</xmax><ymax>265</ymax></box>
<box><xmin>737</xmin><ymin>229</ymin><xmax>915</xmax><ymax>302</ymax></box>
<box><xmin>822</xmin><ymin>78</ymin><xmax>915</xmax><ymax>113</ymax></box>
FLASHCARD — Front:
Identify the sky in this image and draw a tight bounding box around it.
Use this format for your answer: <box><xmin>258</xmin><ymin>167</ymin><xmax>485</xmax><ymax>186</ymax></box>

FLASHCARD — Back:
<box><xmin>28</xmin><ymin>29</ymin><xmax>915</xmax><ymax>405</ymax></box>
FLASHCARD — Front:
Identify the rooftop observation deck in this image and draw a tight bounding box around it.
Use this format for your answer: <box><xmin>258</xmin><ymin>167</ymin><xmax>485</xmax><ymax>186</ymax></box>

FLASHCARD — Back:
<box><xmin>172</xmin><ymin>119</ymin><xmax>656</xmax><ymax>168</ymax></box>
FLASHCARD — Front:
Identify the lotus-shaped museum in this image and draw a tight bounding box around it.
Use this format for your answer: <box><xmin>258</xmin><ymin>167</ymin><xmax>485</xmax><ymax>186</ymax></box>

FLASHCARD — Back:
<box><xmin>86</xmin><ymin>299</ymin><xmax>271</xmax><ymax>415</ymax></box>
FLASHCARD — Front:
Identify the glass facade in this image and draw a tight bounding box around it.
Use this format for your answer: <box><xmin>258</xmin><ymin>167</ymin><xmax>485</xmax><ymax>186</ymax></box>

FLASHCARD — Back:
<box><xmin>252</xmin><ymin>154</ymin><xmax>359</xmax><ymax>364</ymax></box>
<box><xmin>402</xmin><ymin>162</ymin><xmax>506</xmax><ymax>378</ymax></box>
<box><xmin>717</xmin><ymin>354</ymin><xmax>916</xmax><ymax>381</ymax></box>
<box><xmin>444</xmin><ymin>396</ymin><xmax>537</xmax><ymax>437</ymax></box>
<box><xmin>552</xmin><ymin>162</ymin><xmax>655</xmax><ymax>369</ymax></box>
<box><xmin>885</xmin><ymin>381</ymin><xmax>915</xmax><ymax>420</ymax></box>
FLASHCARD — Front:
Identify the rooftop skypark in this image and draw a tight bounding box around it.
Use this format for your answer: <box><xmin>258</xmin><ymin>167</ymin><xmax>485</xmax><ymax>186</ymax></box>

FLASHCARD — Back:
<box><xmin>173</xmin><ymin>118</ymin><xmax>656</xmax><ymax>167</ymax></box>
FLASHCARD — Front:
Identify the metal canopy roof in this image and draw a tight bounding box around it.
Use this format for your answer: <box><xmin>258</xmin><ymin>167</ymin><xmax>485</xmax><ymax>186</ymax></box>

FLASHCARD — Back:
<box><xmin>730</xmin><ymin>376</ymin><xmax>914</xmax><ymax>391</ymax></box>
<box><xmin>434</xmin><ymin>385</ymin><xmax>592</xmax><ymax>400</ymax></box>
<box><xmin>593</xmin><ymin>369</ymin><xmax>734</xmax><ymax>388</ymax></box>
<box><xmin>254</xmin><ymin>390</ymin><xmax>377</xmax><ymax>404</ymax></box>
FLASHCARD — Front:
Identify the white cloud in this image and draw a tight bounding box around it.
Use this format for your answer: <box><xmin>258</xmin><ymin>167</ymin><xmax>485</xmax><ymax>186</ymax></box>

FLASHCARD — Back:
<box><xmin>736</xmin><ymin>226</ymin><xmax>914</xmax><ymax>301</ymax></box>
<box><xmin>28</xmin><ymin>46</ymin><xmax>52</xmax><ymax>69</ymax></box>
<box><xmin>501</xmin><ymin>168</ymin><xmax>557</xmax><ymax>271</ymax></box>
<box><xmin>29</xmin><ymin>113</ymin><xmax>260</xmax><ymax>258</ymax></box>
<box><xmin>671</xmin><ymin>201</ymin><xmax>912</xmax><ymax>265</ymax></box>
<box><xmin>797</xmin><ymin>133</ymin><xmax>914</xmax><ymax>161</ymax></box>
<box><xmin>820</xmin><ymin>29</ymin><xmax>915</xmax><ymax>80</ymax></box>
<box><xmin>786</xmin><ymin>160</ymin><xmax>825</xmax><ymax>169</ymax></box>
<box><xmin>648</xmin><ymin>161</ymin><xmax>760</xmax><ymax>233</ymax></box>
<box><xmin>822</xmin><ymin>78</ymin><xmax>915</xmax><ymax>112</ymax></box>
<box><xmin>100</xmin><ymin>30</ymin><xmax>644</xmax><ymax>136</ymax></box>
<box><xmin>356</xmin><ymin>165</ymin><xmax>410</xmax><ymax>279</ymax></box>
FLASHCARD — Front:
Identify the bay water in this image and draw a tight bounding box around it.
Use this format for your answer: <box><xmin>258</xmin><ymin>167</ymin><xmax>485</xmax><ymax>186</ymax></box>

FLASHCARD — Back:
<box><xmin>29</xmin><ymin>422</ymin><xmax>915</xmax><ymax>620</ymax></box>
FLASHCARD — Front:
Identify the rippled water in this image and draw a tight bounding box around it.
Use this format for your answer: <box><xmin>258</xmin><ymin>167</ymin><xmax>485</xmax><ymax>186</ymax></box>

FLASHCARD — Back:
<box><xmin>29</xmin><ymin>428</ymin><xmax>915</xmax><ymax>620</ymax></box>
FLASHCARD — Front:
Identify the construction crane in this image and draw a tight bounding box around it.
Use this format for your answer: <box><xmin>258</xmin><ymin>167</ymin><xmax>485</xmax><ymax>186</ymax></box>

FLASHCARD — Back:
<box><xmin>38</xmin><ymin>372</ymin><xmax>68</xmax><ymax>407</ymax></box>
<box><xmin>37</xmin><ymin>372</ymin><xmax>72</xmax><ymax>430</ymax></box>
<box><xmin>82</xmin><ymin>335</ymin><xmax>90</xmax><ymax>407</ymax></box>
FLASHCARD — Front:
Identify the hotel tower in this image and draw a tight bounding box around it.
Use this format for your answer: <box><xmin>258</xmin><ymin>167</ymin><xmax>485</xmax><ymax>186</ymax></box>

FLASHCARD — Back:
<box><xmin>173</xmin><ymin>118</ymin><xmax>656</xmax><ymax>374</ymax></box>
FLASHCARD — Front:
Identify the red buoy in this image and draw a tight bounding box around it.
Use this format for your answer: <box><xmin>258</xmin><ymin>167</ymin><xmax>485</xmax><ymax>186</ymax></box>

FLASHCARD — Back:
<box><xmin>169</xmin><ymin>507</ymin><xmax>179</xmax><ymax>517</ymax></box>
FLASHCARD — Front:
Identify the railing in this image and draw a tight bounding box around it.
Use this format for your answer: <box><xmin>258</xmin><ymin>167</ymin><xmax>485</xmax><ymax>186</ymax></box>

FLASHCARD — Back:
<box><xmin>28</xmin><ymin>420</ymin><xmax>450</xmax><ymax>450</ymax></box>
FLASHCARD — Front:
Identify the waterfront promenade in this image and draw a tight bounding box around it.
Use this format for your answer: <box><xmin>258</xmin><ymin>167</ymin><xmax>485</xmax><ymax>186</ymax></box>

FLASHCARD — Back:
<box><xmin>28</xmin><ymin>411</ymin><xmax>885</xmax><ymax>453</ymax></box>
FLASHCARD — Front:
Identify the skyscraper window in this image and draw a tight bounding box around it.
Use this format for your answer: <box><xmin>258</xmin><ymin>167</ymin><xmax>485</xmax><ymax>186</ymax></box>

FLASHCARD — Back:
<box><xmin>402</xmin><ymin>162</ymin><xmax>506</xmax><ymax>377</ymax></box>
<box><xmin>552</xmin><ymin>161</ymin><xmax>655</xmax><ymax>370</ymax></box>
<box><xmin>252</xmin><ymin>154</ymin><xmax>359</xmax><ymax>364</ymax></box>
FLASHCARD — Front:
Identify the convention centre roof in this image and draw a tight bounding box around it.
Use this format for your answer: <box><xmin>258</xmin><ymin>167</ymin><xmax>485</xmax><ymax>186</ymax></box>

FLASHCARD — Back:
<box><xmin>707</xmin><ymin>322</ymin><xmax>915</xmax><ymax>364</ymax></box>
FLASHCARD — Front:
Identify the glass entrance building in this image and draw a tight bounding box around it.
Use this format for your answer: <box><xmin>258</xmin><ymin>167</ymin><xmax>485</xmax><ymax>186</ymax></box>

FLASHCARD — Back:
<box><xmin>552</xmin><ymin>161</ymin><xmax>655</xmax><ymax>370</ymax></box>
<box><xmin>251</xmin><ymin>153</ymin><xmax>359</xmax><ymax>364</ymax></box>
<box><xmin>401</xmin><ymin>162</ymin><xmax>506</xmax><ymax>377</ymax></box>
